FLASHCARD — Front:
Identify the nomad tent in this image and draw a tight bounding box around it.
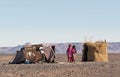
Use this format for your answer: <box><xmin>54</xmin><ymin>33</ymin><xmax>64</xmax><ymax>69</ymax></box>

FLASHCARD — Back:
<box><xmin>9</xmin><ymin>44</ymin><xmax>56</xmax><ymax>64</ymax></box>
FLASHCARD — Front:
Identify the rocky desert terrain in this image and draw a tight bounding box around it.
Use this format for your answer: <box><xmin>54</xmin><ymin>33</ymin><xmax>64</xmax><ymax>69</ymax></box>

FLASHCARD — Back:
<box><xmin>0</xmin><ymin>54</ymin><xmax>120</xmax><ymax>77</ymax></box>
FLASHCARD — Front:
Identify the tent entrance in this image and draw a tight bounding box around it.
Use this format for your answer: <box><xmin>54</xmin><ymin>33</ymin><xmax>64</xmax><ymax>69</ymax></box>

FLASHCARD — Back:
<box><xmin>82</xmin><ymin>44</ymin><xmax>88</xmax><ymax>62</ymax></box>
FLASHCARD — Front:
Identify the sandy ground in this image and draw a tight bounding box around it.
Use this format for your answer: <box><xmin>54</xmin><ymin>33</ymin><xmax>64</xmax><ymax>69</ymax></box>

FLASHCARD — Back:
<box><xmin>0</xmin><ymin>54</ymin><xmax>120</xmax><ymax>77</ymax></box>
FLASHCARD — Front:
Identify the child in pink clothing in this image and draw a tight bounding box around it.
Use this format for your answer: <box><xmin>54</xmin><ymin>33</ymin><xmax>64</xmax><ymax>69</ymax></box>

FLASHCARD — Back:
<box><xmin>66</xmin><ymin>44</ymin><xmax>73</xmax><ymax>63</ymax></box>
<box><xmin>72</xmin><ymin>45</ymin><xmax>77</xmax><ymax>62</ymax></box>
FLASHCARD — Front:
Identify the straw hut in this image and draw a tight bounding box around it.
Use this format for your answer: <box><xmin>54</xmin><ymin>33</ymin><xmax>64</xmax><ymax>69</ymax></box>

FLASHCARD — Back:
<box><xmin>82</xmin><ymin>40</ymin><xmax>108</xmax><ymax>62</ymax></box>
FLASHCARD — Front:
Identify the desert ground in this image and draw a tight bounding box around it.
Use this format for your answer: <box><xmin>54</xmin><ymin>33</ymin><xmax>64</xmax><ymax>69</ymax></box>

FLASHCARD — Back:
<box><xmin>0</xmin><ymin>54</ymin><xmax>120</xmax><ymax>77</ymax></box>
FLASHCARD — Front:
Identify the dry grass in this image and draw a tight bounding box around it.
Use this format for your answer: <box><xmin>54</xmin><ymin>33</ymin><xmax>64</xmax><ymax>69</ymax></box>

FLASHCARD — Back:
<box><xmin>0</xmin><ymin>54</ymin><xmax>120</xmax><ymax>77</ymax></box>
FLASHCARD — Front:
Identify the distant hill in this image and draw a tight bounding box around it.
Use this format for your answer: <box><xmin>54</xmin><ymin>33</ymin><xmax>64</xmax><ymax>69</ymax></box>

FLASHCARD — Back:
<box><xmin>0</xmin><ymin>42</ymin><xmax>120</xmax><ymax>54</ymax></box>
<box><xmin>56</xmin><ymin>42</ymin><xmax>120</xmax><ymax>54</ymax></box>
<box><xmin>55</xmin><ymin>43</ymin><xmax>82</xmax><ymax>54</ymax></box>
<box><xmin>0</xmin><ymin>45</ymin><xmax>23</xmax><ymax>54</ymax></box>
<box><xmin>107</xmin><ymin>42</ymin><xmax>120</xmax><ymax>53</ymax></box>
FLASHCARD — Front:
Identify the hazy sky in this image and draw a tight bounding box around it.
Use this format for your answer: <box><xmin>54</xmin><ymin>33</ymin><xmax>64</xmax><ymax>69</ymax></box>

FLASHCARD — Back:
<box><xmin>0</xmin><ymin>0</ymin><xmax>120</xmax><ymax>46</ymax></box>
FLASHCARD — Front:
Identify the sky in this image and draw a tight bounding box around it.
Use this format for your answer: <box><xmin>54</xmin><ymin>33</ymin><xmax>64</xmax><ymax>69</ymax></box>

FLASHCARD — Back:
<box><xmin>0</xmin><ymin>0</ymin><xmax>120</xmax><ymax>46</ymax></box>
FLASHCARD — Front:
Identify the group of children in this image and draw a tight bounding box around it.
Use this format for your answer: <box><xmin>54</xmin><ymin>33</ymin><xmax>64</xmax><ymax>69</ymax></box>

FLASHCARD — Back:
<box><xmin>66</xmin><ymin>44</ymin><xmax>77</xmax><ymax>63</ymax></box>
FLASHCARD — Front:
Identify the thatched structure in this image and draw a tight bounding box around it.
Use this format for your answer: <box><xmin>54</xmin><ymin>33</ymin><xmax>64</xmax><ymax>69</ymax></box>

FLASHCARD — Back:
<box><xmin>82</xmin><ymin>40</ymin><xmax>108</xmax><ymax>62</ymax></box>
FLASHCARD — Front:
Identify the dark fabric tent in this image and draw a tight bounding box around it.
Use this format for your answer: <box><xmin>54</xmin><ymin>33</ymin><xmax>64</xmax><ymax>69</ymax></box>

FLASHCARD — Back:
<box><xmin>9</xmin><ymin>50</ymin><xmax>25</xmax><ymax>64</ymax></box>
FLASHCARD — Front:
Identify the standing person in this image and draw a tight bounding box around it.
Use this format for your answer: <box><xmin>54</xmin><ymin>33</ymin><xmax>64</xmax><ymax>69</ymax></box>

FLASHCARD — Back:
<box><xmin>72</xmin><ymin>45</ymin><xmax>77</xmax><ymax>62</ymax></box>
<box><xmin>66</xmin><ymin>44</ymin><xmax>73</xmax><ymax>63</ymax></box>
